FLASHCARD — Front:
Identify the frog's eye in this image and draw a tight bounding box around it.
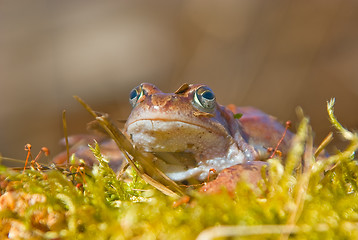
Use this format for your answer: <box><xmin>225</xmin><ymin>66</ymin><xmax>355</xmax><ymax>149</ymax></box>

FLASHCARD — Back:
<box><xmin>193</xmin><ymin>86</ymin><xmax>216</xmax><ymax>111</ymax></box>
<box><xmin>129</xmin><ymin>86</ymin><xmax>145</xmax><ymax>107</ymax></box>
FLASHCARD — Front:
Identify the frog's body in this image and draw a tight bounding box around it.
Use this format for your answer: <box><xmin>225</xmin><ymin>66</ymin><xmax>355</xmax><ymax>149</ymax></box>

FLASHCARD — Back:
<box><xmin>54</xmin><ymin>83</ymin><xmax>293</xmax><ymax>182</ymax></box>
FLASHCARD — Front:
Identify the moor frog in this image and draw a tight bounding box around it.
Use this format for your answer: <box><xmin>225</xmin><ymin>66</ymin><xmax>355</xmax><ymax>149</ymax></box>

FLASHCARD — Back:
<box><xmin>54</xmin><ymin>83</ymin><xmax>293</xmax><ymax>183</ymax></box>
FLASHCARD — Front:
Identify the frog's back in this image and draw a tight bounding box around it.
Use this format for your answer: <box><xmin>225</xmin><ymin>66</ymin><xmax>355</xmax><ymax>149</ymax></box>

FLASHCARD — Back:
<box><xmin>227</xmin><ymin>105</ymin><xmax>294</xmax><ymax>158</ymax></box>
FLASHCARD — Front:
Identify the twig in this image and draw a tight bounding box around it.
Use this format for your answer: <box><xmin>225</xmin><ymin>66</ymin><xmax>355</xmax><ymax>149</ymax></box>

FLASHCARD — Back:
<box><xmin>269</xmin><ymin>121</ymin><xmax>291</xmax><ymax>159</ymax></box>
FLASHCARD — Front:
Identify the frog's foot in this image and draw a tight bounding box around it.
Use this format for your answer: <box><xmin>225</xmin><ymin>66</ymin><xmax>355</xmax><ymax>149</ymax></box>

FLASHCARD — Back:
<box><xmin>200</xmin><ymin>161</ymin><xmax>268</xmax><ymax>196</ymax></box>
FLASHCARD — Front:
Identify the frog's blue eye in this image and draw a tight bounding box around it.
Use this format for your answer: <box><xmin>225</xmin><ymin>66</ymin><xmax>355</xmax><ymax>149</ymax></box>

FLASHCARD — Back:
<box><xmin>129</xmin><ymin>89</ymin><xmax>138</xmax><ymax>100</ymax></box>
<box><xmin>129</xmin><ymin>86</ymin><xmax>144</xmax><ymax>107</ymax></box>
<box><xmin>193</xmin><ymin>86</ymin><xmax>216</xmax><ymax>111</ymax></box>
<box><xmin>202</xmin><ymin>90</ymin><xmax>215</xmax><ymax>100</ymax></box>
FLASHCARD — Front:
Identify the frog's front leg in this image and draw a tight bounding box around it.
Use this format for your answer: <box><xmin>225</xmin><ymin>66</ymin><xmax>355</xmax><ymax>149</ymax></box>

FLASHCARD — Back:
<box><xmin>218</xmin><ymin>104</ymin><xmax>260</xmax><ymax>161</ymax></box>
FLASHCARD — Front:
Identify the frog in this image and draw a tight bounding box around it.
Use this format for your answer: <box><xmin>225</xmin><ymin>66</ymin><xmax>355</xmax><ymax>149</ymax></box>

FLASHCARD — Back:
<box><xmin>54</xmin><ymin>83</ymin><xmax>293</xmax><ymax>184</ymax></box>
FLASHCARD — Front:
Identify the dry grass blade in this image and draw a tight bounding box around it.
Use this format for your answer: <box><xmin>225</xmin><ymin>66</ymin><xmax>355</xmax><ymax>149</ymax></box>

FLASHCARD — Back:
<box><xmin>74</xmin><ymin>96</ymin><xmax>184</xmax><ymax>197</ymax></box>
<box><xmin>314</xmin><ymin>132</ymin><xmax>333</xmax><ymax>158</ymax></box>
<box><xmin>62</xmin><ymin>110</ymin><xmax>70</xmax><ymax>165</ymax></box>
<box><xmin>196</xmin><ymin>225</ymin><xmax>299</xmax><ymax>240</ymax></box>
<box><xmin>0</xmin><ymin>157</ymin><xmax>26</xmax><ymax>164</ymax></box>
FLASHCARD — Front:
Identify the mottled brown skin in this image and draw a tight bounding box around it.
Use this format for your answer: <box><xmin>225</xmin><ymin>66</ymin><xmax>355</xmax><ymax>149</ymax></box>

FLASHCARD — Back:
<box><xmin>200</xmin><ymin>161</ymin><xmax>268</xmax><ymax>195</ymax></box>
<box><xmin>54</xmin><ymin>83</ymin><xmax>293</xmax><ymax>192</ymax></box>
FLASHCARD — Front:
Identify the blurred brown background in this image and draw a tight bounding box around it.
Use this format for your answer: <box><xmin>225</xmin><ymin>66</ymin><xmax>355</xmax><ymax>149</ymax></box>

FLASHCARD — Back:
<box><xmin>1</xmin><ymin>1</ymin><xmax>357</xmax><ymax>166</ymax></box>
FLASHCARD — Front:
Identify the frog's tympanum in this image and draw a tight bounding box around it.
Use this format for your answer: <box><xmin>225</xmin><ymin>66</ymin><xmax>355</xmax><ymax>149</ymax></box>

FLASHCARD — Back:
<box><xmin>54</xmin><ymin>83</ymin><xmax>293</xmax><ymax>184</ymax></box>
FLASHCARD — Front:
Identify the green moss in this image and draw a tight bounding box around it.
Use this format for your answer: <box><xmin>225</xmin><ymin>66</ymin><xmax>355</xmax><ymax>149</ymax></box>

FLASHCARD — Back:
<box><xmin>0</xmin><ymin>99</ymin><xmax>357</xmax><ymax>239</ymax></box>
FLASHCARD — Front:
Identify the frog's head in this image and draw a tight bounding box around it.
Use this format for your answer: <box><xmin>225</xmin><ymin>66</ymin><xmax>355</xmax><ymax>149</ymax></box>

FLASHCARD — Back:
<box><xmin>124</xmin><ymin>83</ymin><xmax>246</xmax><ymax>181</ymax></box>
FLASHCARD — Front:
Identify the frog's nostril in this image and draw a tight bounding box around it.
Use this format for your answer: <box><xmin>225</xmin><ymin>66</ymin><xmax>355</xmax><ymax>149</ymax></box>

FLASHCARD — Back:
<box><xmin>187</xmin><ymin>143</ymin><xmax>194</xmax><ymax>149</ymax></box>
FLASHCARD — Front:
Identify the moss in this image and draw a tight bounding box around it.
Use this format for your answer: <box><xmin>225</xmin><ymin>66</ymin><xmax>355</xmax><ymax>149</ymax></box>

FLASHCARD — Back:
<box><xmin>0</xmin><ymin>99</ymin><xmax>358</xmax><ymax>239</ymax></box>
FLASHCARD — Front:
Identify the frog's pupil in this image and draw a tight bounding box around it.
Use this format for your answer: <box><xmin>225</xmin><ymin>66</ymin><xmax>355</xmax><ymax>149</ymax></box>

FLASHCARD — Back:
<box><xmin>129</xmin><ymin>89</ymin><xmax>138</xmax><ymax>100</ymax></box>
<box><xmin>202</xmin><ymin>90</ymin><xmax>214</xmax><ymax>100</ymax></box>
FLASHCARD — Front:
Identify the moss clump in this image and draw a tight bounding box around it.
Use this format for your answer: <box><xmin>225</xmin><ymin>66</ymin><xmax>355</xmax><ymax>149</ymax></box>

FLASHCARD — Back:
<box><xmin>1</xmin><ymin>99</ymin><xmax>358</xmax><ymax>239</ymax></box>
